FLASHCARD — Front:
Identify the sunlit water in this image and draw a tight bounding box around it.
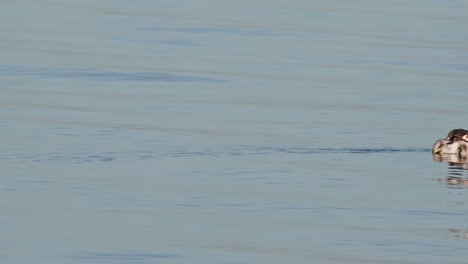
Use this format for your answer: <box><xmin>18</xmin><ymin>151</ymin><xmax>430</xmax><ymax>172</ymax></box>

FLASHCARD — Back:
<box><xmin>2</xmin><ymin>1</ymin><xmax>468</xmax><ymax>263</ymax></box>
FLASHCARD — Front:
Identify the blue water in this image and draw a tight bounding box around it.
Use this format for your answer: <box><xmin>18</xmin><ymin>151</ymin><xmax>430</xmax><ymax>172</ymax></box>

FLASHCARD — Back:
<box><xmin>2</xmin><ymin>1</ymin><xmax>468</xmax><ymax>263</ymax></box>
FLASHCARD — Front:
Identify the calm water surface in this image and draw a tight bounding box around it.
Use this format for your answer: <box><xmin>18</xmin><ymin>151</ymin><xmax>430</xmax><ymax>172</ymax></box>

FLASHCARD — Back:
<box><xmin>2</xmin><ymin>1</ymin><xmax>468</xmax><ymax>263</ymax></box>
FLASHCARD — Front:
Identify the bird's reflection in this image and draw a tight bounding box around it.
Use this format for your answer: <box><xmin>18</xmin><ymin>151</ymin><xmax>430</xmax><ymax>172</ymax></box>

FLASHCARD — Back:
<box><xmin>433</xmin><ymin>157</ymin><xmax>468</xmax><ymax>237</ymax></box>
<box><xmin>448</xmin><ymin>229</ymin><xmax>468</xmax><ymax>239</ymax></box>
<box><xmin>433</xmin><ymin>154</ymin><xmax>468</xmax><ymax>188</ymax></box>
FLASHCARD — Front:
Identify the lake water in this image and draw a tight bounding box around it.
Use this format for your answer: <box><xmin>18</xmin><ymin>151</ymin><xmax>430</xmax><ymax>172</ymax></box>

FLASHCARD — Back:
<box><xmin>2</xmin><ymin>1</ymin><xmax>468</xmax><ymax>263</ymax></box>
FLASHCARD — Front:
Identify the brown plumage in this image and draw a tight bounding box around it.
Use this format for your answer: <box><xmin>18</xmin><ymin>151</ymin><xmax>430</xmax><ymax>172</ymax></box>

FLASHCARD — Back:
<box><xmin>446</xmin><ymin>128</ymin><xmax>468</xmax><ymax>142</ymax></box>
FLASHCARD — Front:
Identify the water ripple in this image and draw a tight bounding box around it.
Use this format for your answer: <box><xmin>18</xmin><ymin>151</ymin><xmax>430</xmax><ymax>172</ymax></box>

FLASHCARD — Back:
<box><xmin>71</xmin><ymin>251</ymin><xmax>179</xmax><ymax>262</ymax></box>
<box><xmin>142</xmin><ymin>26</ymin><xmax>293</xmax><ymax>37</ymax></box>
<box><xmin>242</xmin><ymin>146</ymin><xmax>430</xmax><ymax>154</ymax></box>
<box><xmin>1</xmin><ymin>146</ymin><xmax>430</xmax><ymax>164</ymax></box>
<box><xmin>0</xmin><ymin>65</ymin><xmax>225</xmax><ymax>83</ymax></box>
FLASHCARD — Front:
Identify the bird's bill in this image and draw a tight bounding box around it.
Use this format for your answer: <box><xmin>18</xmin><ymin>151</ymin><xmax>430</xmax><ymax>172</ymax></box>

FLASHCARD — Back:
<box><xmin>433</xmin><ymin>147</ymin><xmax>442</xmax><ymax>154</ymax></box>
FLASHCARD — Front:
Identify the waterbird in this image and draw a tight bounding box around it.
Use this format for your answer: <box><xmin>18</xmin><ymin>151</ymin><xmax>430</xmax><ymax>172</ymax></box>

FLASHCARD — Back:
<box><xmin>433</xmin><ymin>138</ymin><xmax>468</xmax><ymax>157</ymax></box>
